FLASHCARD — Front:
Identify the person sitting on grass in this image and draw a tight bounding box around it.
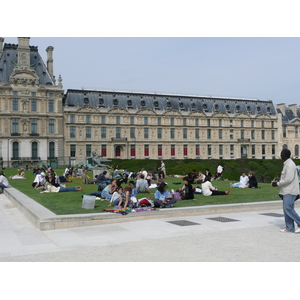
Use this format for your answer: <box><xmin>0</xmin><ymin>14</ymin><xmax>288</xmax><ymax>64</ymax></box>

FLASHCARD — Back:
<box><xmin>248</xmin><ymin>171</ymin><xmax>260</xmax><ymax>188</ymax></box>
<box><xmin>136</xmin><ymin>174</ymin><xmax>153</xmax><ymax>194</ymax></box>
<box><xmin>101</xmin><ymin>178</ymin><xmax>119</xmax><ymax>200</ymax></box>
<box><xmin>201</xmin><ymin>178</ymin><xmax>230</xmax><ymax>196</ymax></box>
<box><xmin>157</xmin><ymin>171</ymin><xmax>165</xmax><ymax>186</ymax></box>
<box><xmin>32</xmin><ymin>172</ymin><xmax>46</xmax><ymax>189</ymax></box>
<box><xmin>40</xmin><ymin>182</ymin><xmax>83</xmax><ymax>193</ymax></box>
<box><xmin>108</xmin><ymin>186</ymin><xmax>123</xmax><ymax>207</ymax></box>
<box><xmin>81</xmin><ymin>169</ymin><xmax>95</xmax><ymax>184</ymax></box>
<box><xmin>9</xmin><ymin>168</ymin><xmax>26</xmax><ymax>179</ymax></box>
<box><xmin>154</xmin><ymin>182</ymin><xmax>177</xmax><ymax>208</ymax></box>
<box><xmin>231</xmin><ymin>172</ymin><xmax>249</xmax><ymax>188</ymax></box>
<box><xmin>177</xmin><ymin>176</ymin><xmax>196</xmax><ymax>200</ymax></box>
<box><xmin>116</xmin><ymin>185</ymin><xmax>132</xmax><ymax>208</ymax></box>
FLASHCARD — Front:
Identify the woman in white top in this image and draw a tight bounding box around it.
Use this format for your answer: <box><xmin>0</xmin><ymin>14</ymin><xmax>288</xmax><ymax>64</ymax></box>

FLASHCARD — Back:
<box><xmin>201</xmin><ymin>178</ymin><xmax>230</xmax><ymax>196</ymax></box>
<box><xmin>0</xmin><ymin>171</ymin><xmax>10</xmax><ymax>190</ymax></box>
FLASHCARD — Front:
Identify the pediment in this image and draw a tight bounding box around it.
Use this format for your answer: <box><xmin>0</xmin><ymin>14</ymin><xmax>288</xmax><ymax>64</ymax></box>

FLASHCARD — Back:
<box><xmin>235</xmin><ymin>112</ymin><xmax>251</xmax><ymax>118</ymax></box>
<box><xmin>255</xmin><ymin>113</ymin><xmax>271</xmax><ymax>119</ymax></box>
<box><xmin>162</xmin><ymin>109</ymin><xmax>182</xmax><ymax>116</ymax></box>
<box><xmin>212</xmin><ymin>111</ymin><xmax>229</xmax><ymax>117</ymax></box>
<box><xmin>107</xmin><ymin>107</ymin><xmax>129</xmax><ymax>114</ymax></box>
<box><xmin>77</xmin><ymin>106</ymin><xmax>100</xmax><ymax>113</ymax></box>
<box><xmin>290</xmin><ymin>118</ymin><xmax>300</xmax><ymax>124</ymax></box>
<box><xmin>136</xmin><ymin>108</ymin><xmax>157</xmax><ymax>115</ymax></box>
<box><xmin>9</xmin><ymin>66</ymin><xmax>39</xmax><ymax>86</ymax></box>
<box><xmin>188</xmin><ymin>111</ymin><xmax>207</xmax><ymax>117</ymax></box>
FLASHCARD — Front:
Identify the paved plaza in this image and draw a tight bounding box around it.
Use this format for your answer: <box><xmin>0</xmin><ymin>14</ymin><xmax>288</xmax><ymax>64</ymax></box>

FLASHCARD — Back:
<box><xmin>1</xmin><ymin>191</ymin><xmax>300</xmax><ymax>262</ymax></box>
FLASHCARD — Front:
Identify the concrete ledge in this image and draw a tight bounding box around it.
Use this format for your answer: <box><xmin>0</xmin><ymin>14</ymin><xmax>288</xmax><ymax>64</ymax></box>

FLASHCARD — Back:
<box><xmin>4</xmin><ymin>187</ymin><xmax>284</xmax><ymax>231</ymax></box>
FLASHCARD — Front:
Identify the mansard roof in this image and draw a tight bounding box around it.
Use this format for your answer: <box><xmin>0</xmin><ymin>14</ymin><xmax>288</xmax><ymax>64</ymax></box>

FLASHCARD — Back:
<box><xmin>276</xmin><ymin>106</ymin><xmax>300</xmax><ymax>123</ymax></box>
<box><xmin>63</xmin><ymin>89</ymin><xmax>277</xmax><ymax>115</ymax></box>
<box><xmin>0</xmin><ymin>43</ymin><xmax>54</xmax><ymax>86</ymax></box>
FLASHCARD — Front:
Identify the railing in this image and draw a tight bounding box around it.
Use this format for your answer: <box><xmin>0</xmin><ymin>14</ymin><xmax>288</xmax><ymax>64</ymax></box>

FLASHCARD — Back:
<box><xmin>111</xmin><ymin>137</ymin><xmax>127</xmax><ymax>142</ymax></box>
<box><xmin>11</xmin><ymin>157</ymin><xmax>41</xmax><ymax>161</ymax></box>
<box><xmin>237</xmin><ymin>139</ymin><xmax>250</xmax><ymax>143</ymax></box>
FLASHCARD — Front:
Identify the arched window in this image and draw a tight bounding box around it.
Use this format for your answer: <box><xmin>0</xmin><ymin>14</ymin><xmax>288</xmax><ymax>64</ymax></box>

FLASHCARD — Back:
<box><xmin>32</xmin><ymin>142</ymin><xmax>38</xmax><ymax>159</ymax></box>
<box><xmin>12</xmin><ymin>141</ymin><xmax>19</xmax><ymax>159</ymax></box>
<box><xmin>49</xmin><ymin>142</ymin><xmax>55</xmax><ymax>158</ymax></box>
<box><xmin>295</xmin><ymin>145</ymin><xmax>299</xmax><ymax>157</ymax></box>
<box><xmin>282</xmin><ymin>144</ymin><xmax>288</xmax><ymax>150</ymax></box>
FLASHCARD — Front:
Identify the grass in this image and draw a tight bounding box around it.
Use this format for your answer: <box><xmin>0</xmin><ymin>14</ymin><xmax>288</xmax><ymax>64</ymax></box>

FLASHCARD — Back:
<box><xmin>3</xmin><ymin>167</ymin><xmax>282</xmax><ymax>215</ymax></box>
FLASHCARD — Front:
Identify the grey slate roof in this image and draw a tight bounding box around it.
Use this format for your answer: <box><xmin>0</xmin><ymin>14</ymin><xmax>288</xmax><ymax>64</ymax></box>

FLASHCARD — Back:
<box><xmin>0</xmin><ymin>43</ymin><xmax>54</xmax><ymax>85</ymax></box>
<box><xmin>277</xmin><ymin>107</ymin><xmax>300</xmax><ymax>123</ymax></box>
<box><xmin>63</xmin><ymin>89</ymin><xmax>277</xmax><ymax>115</ymax></box>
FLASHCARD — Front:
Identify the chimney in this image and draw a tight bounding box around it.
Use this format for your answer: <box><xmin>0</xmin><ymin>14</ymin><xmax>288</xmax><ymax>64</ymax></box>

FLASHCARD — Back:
<box><xmin>0</xmin><ymin>37</ymin><xmax>4</xmax><ymax>56</ymax></box>
<box><xmin>17</xmin><ymin>37</ymin><xmax>30</xmax><ymax>67</ymax></box>
<box><xmin>288</xmin><ymin>104</ymin><xmax>298</xmax><ymax>116</ymax></box>
<box><xmin>46</xmin><ymin>46</ymin><xmax>54</xmax><ymax>81</ymax></box>
<box><xmin>276</xmin><ymin>103</ymin><xmax>286</xmax><ymax>115</ymax></box>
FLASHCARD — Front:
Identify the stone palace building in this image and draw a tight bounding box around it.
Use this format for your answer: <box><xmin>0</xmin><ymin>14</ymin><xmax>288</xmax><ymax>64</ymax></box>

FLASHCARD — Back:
<box><xmin>0</xmin><ymin>37</ymin><xmax>299</xmax><ymax>168</ymax></box>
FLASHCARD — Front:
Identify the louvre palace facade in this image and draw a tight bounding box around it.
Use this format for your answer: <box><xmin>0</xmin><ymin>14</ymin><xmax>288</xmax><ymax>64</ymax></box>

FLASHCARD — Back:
<box><xmin>1</xmin><ymin>37</ymin><xmax>300</xmax><ymax>168</ymax></box>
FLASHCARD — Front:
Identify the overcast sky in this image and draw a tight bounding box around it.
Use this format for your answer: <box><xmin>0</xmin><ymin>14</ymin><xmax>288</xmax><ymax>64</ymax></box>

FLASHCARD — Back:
<box><xmin>3</xmin><ymin>2</ymin><xmax>300</xmax><ymax>106</ymax></box>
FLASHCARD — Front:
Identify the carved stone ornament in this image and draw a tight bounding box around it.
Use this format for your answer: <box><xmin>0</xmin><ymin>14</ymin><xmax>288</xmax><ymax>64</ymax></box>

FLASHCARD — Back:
<box><xmin>255</xmin><ymin>113</ymin><xmax>271</xmax><ymax>119</ymax></box>
<box><xmin>107</xmin><ymin>107</ymin><xmax>129</xmax><ymax>114</ymax></box>
<box><xmin>163</xmin><ymin>109</ymin><xmax>182</xmax><ymax>116</ymax></box>
<box><xmin>136</xmin><ymin>108</ymin><xmax>157</xmax><ymax>115</ymax></box>
<box><xmin>77</xmin><ymin>106</ymin><xmax>100</xmax><ymax>113</ymax></box>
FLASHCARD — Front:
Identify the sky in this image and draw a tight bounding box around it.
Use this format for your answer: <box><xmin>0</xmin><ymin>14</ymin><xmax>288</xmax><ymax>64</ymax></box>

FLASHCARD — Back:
<box><xmin>2</xmin><ymin>2</ymin><xmax>300</xmax><ymax>107</ymax></box>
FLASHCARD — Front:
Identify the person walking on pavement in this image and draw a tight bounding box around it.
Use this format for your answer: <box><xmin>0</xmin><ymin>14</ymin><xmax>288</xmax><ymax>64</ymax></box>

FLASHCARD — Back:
<box><xmin>272</xmin><ymin>149</ymin><xmax>300</xmax><ymax>233</ymax></box>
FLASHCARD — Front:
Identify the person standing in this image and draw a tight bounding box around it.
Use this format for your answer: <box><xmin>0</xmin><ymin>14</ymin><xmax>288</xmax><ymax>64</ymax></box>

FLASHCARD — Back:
<box><xmin>158</xmin><ymin>160</ymin><xmax>166</xmax><ymax>177</ymax></box>
<box><xmin>272</xmin><ymin>149</ymin><xmax>300</xmax><ymax>233</ymax></box>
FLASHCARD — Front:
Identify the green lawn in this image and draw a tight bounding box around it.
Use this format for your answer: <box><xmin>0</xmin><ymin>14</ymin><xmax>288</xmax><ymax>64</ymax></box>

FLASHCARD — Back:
<box><xmin>4</xmin><ymin>167</ymin><xmax>281</xmax><ymax>215</ymax></box>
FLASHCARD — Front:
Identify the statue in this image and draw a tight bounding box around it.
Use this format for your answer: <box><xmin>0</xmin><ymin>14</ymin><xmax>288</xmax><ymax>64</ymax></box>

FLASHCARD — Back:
<box><xmin>91</xmin><ymin>151</ymin><xmax>111</xmax><ymax>168</ymax></box>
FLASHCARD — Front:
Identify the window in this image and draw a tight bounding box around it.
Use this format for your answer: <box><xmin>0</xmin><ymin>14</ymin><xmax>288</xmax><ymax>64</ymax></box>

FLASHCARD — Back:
<box><xmin>31</xmin><ymin>99</ymin><xmax>37</xmax><ymax>112</ymax></box>
<box><xmin>219</xmin><ymin>119</ymin><xmax>222</xmax><ymax>127</ymax></box>
<box><xmin>70</xmin><ymin>114</ymin><xmax>75</xmax><ymax>123</ymax></box>
<box><xmin>183</xmin><ymin>144</ymin><xmax>188</xmax><ymax>156</ymax></box>
<box><xmin>12</xmin><ymin>141</ymin><xmax>19</xmax><ymax>159</ymax></box>
<box><xmin>12</xmin><ymin>118</ymin><xmax>19</xmax><ymax>133</ymax></box>
<box><xmin>31</xmin><ymin>118</ymin><xmax>37</xmax><ymax>134</ymax></box>
<box><xmin>157</xmin><ymin>117</ymin><xmax>161</xmax><ymax>126</ymax></box>
<box><xmin>115</xmin><ymin>145</ymin><xmax>121</xmax><ymax>157</ymax></box>
<box><xmin>272</xmin><ymin>145</ymin><xmax>276</xmax><ymax>155</ymax></box>
<box><xmin>144</xmin><ymin>128</ymin><xmax>149</xmax><ymax>139</ymax></box>
<box><xmin>130</xmin><ymin>145</ymin><xmax>136</xmax><ymax>157</ymax></box>
<box><xmin>144</xmin><ymin>117</ymin><xmax>148</xmax><ymax>125</ymax></box>
<box><xmin>207</xmin><ymin>144</ymin><xmax>212</xmax><ymax>156</ymax></box>
<box><xmin>144</xmin><ymin>144</ymin><xmax>149</xmax><ymax>157</ymax></box>
<box><xmin>271</xmin><ymin>130</ymin><xmax>275</xmax><ymax>140</ymax></box>
<box><xmin>295</xmin><ymin>145</ymin><xmax>299</xmax><ymax>156</ymax></box>
<box><xmin>295</xmin><ymin>126</ymin><xmax>299</xmax><ymax>138</ymax></box>
<box><xmin>86</xmin><ymin>126</ymin><xmax>91</xmax><ymax>138</ymax></box>
<box><xmin>116</xmin><ymin>116</ymin><xmax>121</xmax><ymax>124</ymax></box>
<box><xmin>32</xmin><ymin>142</ymin><xmax>38</xmax><ymax>159</ymax></box>
<box><xmin>70</xmin><ymin>126</ymin><xmax>76</xmax><ymax>138</ymax></box>
<box><xmin>283</xmin><ymin>126</ymin><xmax>286</xmax><ymax>138</ymax></box>
<box><xmin>183</xmin><ymin>128</ymin><xmax>187</xmax><ymax>139</ymax></box>
<box><xmin>251</xmin><ymin>130</ymin><xmax>255</xmax><ymax>140</ymax></box>
<box><xmin>230</xmin><ymin>145</ymin><xmax>234</xmax><ymax>156</ymax></box>
<box><xmin>86</xmin><ymin>144</ymin><xmax>92</xmax><ymax>157</ymax></box>
<box><xmin>171</xmin><ymin>144</ymin><xmax>175</xmax><ymax>156</ymax></box>
<box><xmin>207</xmin><ymin>119</ymin><xmax>210</xmax><ymax>126</ymax></box>
<box><xmin>262</xmin><ymin>121</ymin><xmax>264</xmax><ymax>128</ymax></box>
<box><xmin>157</xmin><ymin>128</ymin><xmax>162</xmax><ymax>139</ymax></box>
<box><xmin>101</xmin><ymin>145</ymin><xmax>107</xmax><ymax>156</ymax></box>
<box><xmin>130</xmin><ymin>116</ymin><xmax>134</xmax><ymax>125</ymax></box>
<box><xmin>271</xmin><ymin>121</ymin><xmax>274</xmax><ymax>128</ymax></box>
<box><xmin>196</xmin><ymin>144</ymin><xmax>200</xmax><ymax>156</ymax></box>
<box><xmin>241</xmin><ymin>120</ymin><xmax>244</xmax><ymax>127</ymax></box>
<box><xmin>195</xmin><ymin>118</ymin><xmax>199</xmax><ymax>126</ymax></box>
<box><xmin>195</xmin><ymin>128</ymin><xmax>200</xmax><ymax>139</ymax></box>
<box><xmin>86</xmin><ymin>115</ymin><xmax>91</xmax><ymax>124</ymax></box>
<box><xmin>262</xmin><ymin>145</ymin><xmax>265</xmax><ymax>155</ymax></box>
<box><xmin>49</xmin><ymin>119</ymin><xmax>54</xmax><ymax>134</ymax></box>
<box><xmin>48</xmin><ymin>99</ymin><xmax>54</xmax><ymax>112</ymax></box>
<box><xmin>219</xmin><ymin>145</ymin><xmax>223</xmax><ymax>156</ymax></box>
<box><xmin>49</xmin><ymin>93</ymin><xmax>54</xmax><ymax>98</ymax></box>
<box><xmin>230</xmin><ymin>120</ymin><xmax>233</xmax><ymax>127</ymax></box>
<box><xmin>101</xmin><ymin>115</ymin><xmax>106</xmax><ymax>124</ymax></box>
<box><xmin>230</xmin><ymin>129</ymin><xmax>234</xmax><ymax>140</ymax></box>
<box><xmin>207</xmin><ymin>129</ymin><xmax>211</xmax><ymax>139</ymax></box>
<box><xmin>261</xmin><ymin>130</ymin><xmax>265</xmax><ymax>140</ymax></box>
<box><xmin>49</xmin><ymin>142</ymin><xmax>55</xmax><ymax>158</ymax></box>
<box><xmin>252</xmin><ymin>145</ymin><xmax>255</xmax><ymax>155</ymax></box>
<box><xmin>12</xmin><ymin>98</ymin><xmax>18</xmax><ymax>111</ymax></box>
<box><xmin>183</xmin><ymin>118</ymin><xmax>187</xmax><ymax>126</ymax></box>
<box><xmin>170</xmin><ymin>118</ymin><xmax>174</xmax><ymax>126</ymax></box>
<box><xmin>116</xmin><ymin>127</ymin><xmax>121</xmax><ymax>138</ymax></box>
<box><xmin>130</xmin><ymin>127</ymin><xmax>135</xmax><ymax>139</ymax></box>
<box><xmin>101</xmin><ymin>127</ymin><xmax>106</xmax><ymax>139</ymax></box>
<box><xmin>170</xmin><ymin>128</ymin><xmax>175</xmax><ymax>139</ymax></box>
<box><xmin>251</xmin><ymin>120</ymin><xmax>255</xmax><ymax>127</ymax></box>
<box><xmin>158</xmin><ymin>144</ymin><xmax>162</xmax><ymax>156</ymax></box>
<box><xmin>241</xmin><ymin>129</ymin><xmax>244</xmax><ymax>139</ymax></box>
<box><xmin>219</xmin><ymin>129</ymin><xmax>222</xmax><ymax>140</ymax></box>
<box><xmin>70</xmin><ymin>144</ymin><xmax>76</xmax><ymax>157</ymax></box>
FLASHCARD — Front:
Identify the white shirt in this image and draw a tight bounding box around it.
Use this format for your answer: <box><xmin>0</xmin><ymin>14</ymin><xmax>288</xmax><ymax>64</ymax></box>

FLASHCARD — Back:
<box><xmin>0</xmin><ymin>175</ymin><xmax>9</xmax><ymax>187</ymax></box>
<box><xmin>240</xmin><ymin>175</ymin><xmax>249</xmax><ymax>185</ymax></box>
<box><xmin>201</xmin><ymin>181</ymin><xmax>214</xmax><ymax>196</ymax></box>
<box><xmin>277</xmin><ymin>158</ymin><xmax>300</xmax><ymax>195</ymax></box>
<box><xmin>33</xmin><ymin>174</ymin><xmax>46</xmax><ymax>185</ymax></box>
<box><xmin>217</xmin><ymin>165</ymin><xmax>223</xmax><ymax>173</ymax></box>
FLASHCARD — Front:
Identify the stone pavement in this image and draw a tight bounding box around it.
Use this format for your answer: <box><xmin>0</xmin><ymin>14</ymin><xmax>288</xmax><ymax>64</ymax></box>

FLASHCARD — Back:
<box><xmin>1</xmin><ymin>192</ymin><xmax>300</xmax><ymax>262</ymax></box>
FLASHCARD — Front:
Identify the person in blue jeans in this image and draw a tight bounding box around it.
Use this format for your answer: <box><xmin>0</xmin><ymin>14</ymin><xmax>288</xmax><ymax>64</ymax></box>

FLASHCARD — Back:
<box><xmin>40</xmin><ymin>182</ymin><xmax>83</xmax><ymax>193</ymax></box>
<box><xmin>272</xmin><ymin>149</ymin><xmax>300</xmax><ymax>233</ymax></box>
<box><xmin>0</xmin><ymin>171</ymin><xmax>10</xmax><ymax>192</ymax></box>
<box><xmin>154</xmin><ymin>182</ymin><xmax>177</xmax><ymax>208</ymax></box>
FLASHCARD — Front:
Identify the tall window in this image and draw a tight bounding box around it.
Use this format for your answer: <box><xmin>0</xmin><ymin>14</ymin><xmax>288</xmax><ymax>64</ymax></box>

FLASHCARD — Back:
<box><xmin>70</xmin><ymin>144</ymin><xmax>76</xmax><ymax>157</ymax></box>
<box><xmin>48</xmin><ymin>99</ymin><xmax>54</xmax><ymax>112</ymax></box>
<box><xmin>12</xmin><ymin>141</ymin><xmax>19</xmax><ymax>159</ymax></box>
<box><xmin>195</xmin><ymin>128</ymin><xmax>200</xmax><ymax>139</ymax></box>
<box><xmin>130</xmin><ymin>127</ymin><xmax>135</xmax><ymax>139</ymax></box>
<box><xmin>158</xmin><ymin>144</ymin><xmax>162</xmax><ymax>156</ymax></box>
<box><xmin>171</xmin><ymin>144</ymin><xmax>175</xmax><ymax>156</ymax></box>
<box><xmin>261</xmin><ymin>130</ymin><xmax>265</xmax><ymax>140</ymax></box>
<box><xmin>295</xmin><ymin>126</ymin><xmax>299</xmax><ymax>138</ymax></box>
<box><xmin>230</xmin><ymin>129</ymin><xmax>234</xmax><ymax>140</ymax></box>
<box><xmin>195</xmin><ymin>118</ymin><xmax>199</xmax><ymax>126</ymax></box>
<box><xmin>32</xmin><ymin>142</ymin><xmax>38</xmax><ymax>159</ymax></box>
<box><xmin>230</xmin><ymin>145</ymin><xmax>234</xmax><ymax>156</ymax></box>
<box><xmin>86</xmin><ymin>126</ymin><xmax>91</xmax><ymax>138</ymax></box>
<box><xmin>31</xmin><ymin>99</ymin><xmax>37</xmax><ymax>112</ymax></box>
<box><xmin>207</xmin><ymin>119</ymin><xmax>210</xmax><ymax>126</ymax></box>
<box><xmin>157</xmin><ymin>117</ymin><xmax>161</xmax><ymax>126</ymax></box>
<box><xmin>12</xmin><ymin>118</ymin><xmax>19</xmax><ymax>134</ymax></box>
<box><xmin>130</xmin><ymin>116</ymin><xmax>134</xmax><ymax>125</ymax></box>
<box><xmin>295</xmin><ymin>145</ymin><xmax>299</xmax><ymax>157</ymax></box>
<box><xmin>115</xmin><ymin>146</ymin><xmax>121</xmax><ymax>157</ymax></box>
<box><xmin>144</xmin><ymin>117</ymin><xmax>148</xmax><ymax>125</ymax></box>
<box><xmin>241</xmin><ymin>130</ymin><xmax>244</xmax><ymax>139</ymax></box>
<box><xmin>251</xmin><ymin>130</ymin><xmax>255</xmax><ymax>140</ymax></box>
<box><xmin>207</xmin><ymin>144</ymin><xmax>212</xmax><ymax>156</ymax></box>
<box><xmin>183</xmin><ymin>128</ymin><xmax>187</xmax><ymax>139</ymax></box>
<box><xmin>101</xmin><ymin>127</ymin><xmax>106</xmax><ymax>139</ymax></box>
<box><xmin>157</xmin><ymin>128</ymin><xmax>162</xmax><ymax>139</ymax></box>
<box><xmin>101</xmin><ymin>145</ymin><xmax>107</xmax><ymax>156</ymax></box>
<box><xmin>86</xmin><ymin>115</ymin><xmax>91</xmax><ymax>124</ymax></box>
<box><xmin>12</xmin><ymin>98</ymin><xmax>18</xmax><ymax>111</ymax></box>
<box><xmin>262</xmin><ymin>145</ymin><xmax>265</xmax><ymax>155</ymax></box>
<box><xmin>183</xmin><ymin>118</ymin><xmax>187</xmax><ymax>126</ymax></box>
<box><xmin>31</xmin><ymin>118</ymin><xmax>37</xmax><ymax>134</ymax></box>
<box><xmin>170</xmin><ymin>118</ymin><xmax>174</xmax><ymax>126</ymax></box>
<box><xmin>86</xmin><ymin>144</ymin><xmax>92</xmax><ymax>157</ymax></box>
<box><xmin>70</xmin><ymin>114</ymin><xmax>75</xmax><ymax>123</ymax></box>
<box><xmin>101</xmin><ymin>115</ymin><xmax>106</xmax><ymax>124</ymax></box>
<box><xmin>219</xmin><ymin>119</ymin><xmax>222</xmax><ymax>127</ymax></box>
<box><xmin>116</xmin><ymin>127</ymin><xmax>121</xmax><ymax>138</ymax></box>
<box><xmin>144</xmin><ymin>144</ymin><xmax>149</xmax><ymax>157</ymax></box>
<box><xmin>271</xmin><ymin>130</ymin><xmax>275</xmax><ymax>140</ymax></box>
<box><xmin>272</xmin><ymin>145</ymin><xmax>276</xmax><ymax>155</ymax></box>
<box><xmin>116</xmin><ymin>116</ymin><xmax>121</xmax><ymax>124</ymax></box>
<box><xmin>70</xmin><ymin>126</ymin><xmax>76</xmax><ymax>138</ymax></box>
<box><xmin>195</xmin><ymin>144</ymin><xmax>200</xmax><ymax>156</ymax></box>
<box><xmin>251</xmin><ymin>120</ymin><xmax>254</xmax><ymax>127</ymax></box>
<box><xmin>144</xmin><ymin>128</ymin><xmax>149</xmax><ymax>139</ymax></box>
<box><xmin>49</xmin><ymin>142</ymin><xmax>55</xmax><ymax>158</ymax></box>
<box><xmin>283</xmin><ymin>126</ymin><xmax>286</xmax><ymax>137</ymax></box>
<box><xmin>252</xmin><ymin>145</ymin><xmax>255</xmax><ymax>155</ymax></box>
<box><xmin>219</xmin><ymin>129</ymin><xmax>222</xmax><ymax>140</ymax></box>
<box><xmin>183</xmin><ymin>144</ymin><xmax>188</xmax><ymax>156</ymax></box>
<box><xmin>130</xmin><ymin>145</ymin><xmax>136</xmax><ymax>157</ymax></box>
<box><xmin>207</xmin><ymin>129</ymin><xmax>211</xmax><ymax>139</ymax></box>
<box><xmin>170</xmin><ymin>128</ymin><xmax>175</xmax><ymax>139</ymax></box>
<box><xmin>49</xmin><ymin>119</ymin><xmax>55</xmax><ymax>134</ymax></box>
<box><xmin>219</xmin><ymin>145</ymin><xmax>223</xmax><ymax>156</ymax></box>
<box><xmin>241</xmin><ymin>120</ymin><xmax>244</xmax><ymax>127</ymax></box>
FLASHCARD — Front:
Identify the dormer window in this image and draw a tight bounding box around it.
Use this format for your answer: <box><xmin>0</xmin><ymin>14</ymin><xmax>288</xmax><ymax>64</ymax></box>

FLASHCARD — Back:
<box><xmin>83</xmin><ymin>96</ymin><xmax>89</xmax><ymax>106</ymax></box>
<box><xmin>247</xmin><ymin>106</ymin><xmax>251</xmax><ymax>113</ymax></box>
<box><xmin>167</xmin><ymin>101</ymin><xmax>172</xmax><ymax>109</ymax></box>
<box><xmin>127</xmin><ymin>100</ymin><xmax>132</xmax><ymax>107</ymax></box>
<box><xmin>226</xmin><ymin>104</ymin><xmax>230</xmax><ymax>113</ymax></box>
<box><xmin>203</xmin><ymin>103</ymin><xmax>208</xmax><ymax>112</ymax></box>
<box><xmin>113</xmin><ymin>99</ymin><xmax>118</xmax><ymax>106</ymax></box>
<box><xmin>214</xmin><ymin>104</ymin><xmax>219</xmax><ymax>112</ymax></box>
<box><xmin>236</xmin><ymin>105</ymin><xmax>240</xmax><ymax>113</ymax></box>
<box><xmin>141</xmin><ymin>100</ymin><xmax>146</xmax><ymax>107</ymax></box>
<box><xmin>257</xmin><ymin>106</ymin><xmax>261</xmax><ymax>113</ymax></box>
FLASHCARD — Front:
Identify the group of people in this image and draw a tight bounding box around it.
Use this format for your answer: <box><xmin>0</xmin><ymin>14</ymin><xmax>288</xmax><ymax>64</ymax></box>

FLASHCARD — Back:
<box><xmin>230</xmin><ymin>171</ymin><xmax>260</xmax><ymax>189</ymax></box>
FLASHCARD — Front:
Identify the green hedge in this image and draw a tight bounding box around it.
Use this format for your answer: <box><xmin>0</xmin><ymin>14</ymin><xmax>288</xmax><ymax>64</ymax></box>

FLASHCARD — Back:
<box><xmin>109</xmin><ymin>158</ymin><xmax>300</xmax><ymax>183</ymax></box>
